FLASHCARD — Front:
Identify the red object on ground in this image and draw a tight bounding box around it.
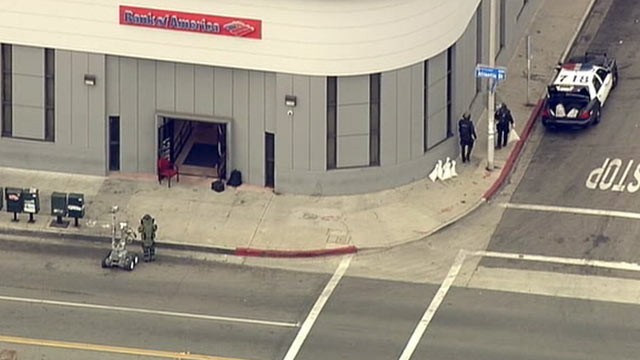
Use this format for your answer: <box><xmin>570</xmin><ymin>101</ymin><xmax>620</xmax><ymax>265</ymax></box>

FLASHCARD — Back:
<box><xmin>157</xmin><ymin>157</ymin><xmax>180</xmax><ymax>188</ymax></box>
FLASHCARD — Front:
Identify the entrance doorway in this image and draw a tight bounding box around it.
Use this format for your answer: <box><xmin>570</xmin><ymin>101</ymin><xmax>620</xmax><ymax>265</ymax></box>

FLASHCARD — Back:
<box><xmin>157</xmin><ymin>116</ymin><xmax>228</xmax><ymax>179</ymax></box>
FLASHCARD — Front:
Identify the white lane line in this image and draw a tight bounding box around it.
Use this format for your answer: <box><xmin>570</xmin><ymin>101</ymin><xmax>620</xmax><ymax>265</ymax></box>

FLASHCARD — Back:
<box><xmin>398</xmin><ymin>250</ymin><xmax>467</xmax><ymax>360</ymax></box>
<box><xmin>283</xmin><ymin>254</ymin><xmax>353</xmax><ymax>360</ymax></box>
<box><xmin>470</xmin><ymin>250</ymin><xmax>640</xmax><ymax>272</ymax></box>
<box><xmin>0</xmin><ymin>295</ymin><xmax>297</xmax><ymax>328</ymax></box>
<box><xmin>501</xmin><ymin>202</ymin><xmax>640</xmax><ymax>220</ymax></box>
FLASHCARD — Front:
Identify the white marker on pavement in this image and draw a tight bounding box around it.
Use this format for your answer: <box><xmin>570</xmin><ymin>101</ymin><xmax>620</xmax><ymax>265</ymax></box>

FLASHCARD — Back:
<box><xmin>283</xmin><ymin>254</ymin><xmax>353</xmax><ymax>360</ymax></box>
<box><xmin>500</xmin><ymin>202</ymin><xmax>640</xmax><ymax>220</ymax></box>
<box><xmin>399</xmin><ymin>250</ymin><xmax>467</xmax><ymax>360</ymax></box>
<box><xmin>0</xmin><ymin>295</ymin><xmax>297</xmax><ymax>328</ymax></box>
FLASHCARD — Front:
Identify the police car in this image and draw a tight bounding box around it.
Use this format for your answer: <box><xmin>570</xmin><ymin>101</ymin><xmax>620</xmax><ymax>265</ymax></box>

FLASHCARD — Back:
<box><xmin>541</xmin><ymin>52</ymin><xmax>618</xmax><ymax>128</ymax></box>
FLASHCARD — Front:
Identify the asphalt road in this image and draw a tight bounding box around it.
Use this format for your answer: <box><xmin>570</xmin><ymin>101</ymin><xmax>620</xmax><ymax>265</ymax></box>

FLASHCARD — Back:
<box><xmin>486</xmin><ymin>0</ymin><xmax>640</xmax><ymax>265</ymax></box>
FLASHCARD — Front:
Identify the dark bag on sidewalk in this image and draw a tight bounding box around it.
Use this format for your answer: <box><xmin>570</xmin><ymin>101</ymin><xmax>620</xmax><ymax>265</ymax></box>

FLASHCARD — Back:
<box><xmin>228</xmin><ymin>170</ymin><xmax>242</xmax><ymax>187</ymax></box>
<box><xmin>211</xmin><ymin>180</ymin><xmax>225</xmax><ymax>192</ymax></box>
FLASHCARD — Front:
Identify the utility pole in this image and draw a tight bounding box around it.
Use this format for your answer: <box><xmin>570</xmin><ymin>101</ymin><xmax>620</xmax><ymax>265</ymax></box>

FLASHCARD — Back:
<box><xmin>487</xmin><ymin>0</ymin><xmax>496</xmax><ymax>171</ymax></box>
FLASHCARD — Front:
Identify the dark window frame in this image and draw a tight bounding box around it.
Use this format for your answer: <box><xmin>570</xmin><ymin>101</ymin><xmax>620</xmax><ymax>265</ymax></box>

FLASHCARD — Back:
<box><xmin>499</xmin><ymin>0</ymin><xmax>506</xmax><ymax>50</ymax></box>
<box><xmin>1</xmin><ymin>44</ymin><xmax>12</xmax><ymax>137</ymax></box>
<box><xmin>476</xmin><ymin>4</ymin><xmax>483</xmax><ymax>94</ymax></box>
<box><xmin>423</xmin><ymin>60</ymin><xmax>429</xmax><ymax>153</ymax></box>
<box><xmin>44</xmin><ymin>48</ymin><xmax>55</xmax><ymax>142</ymax></box>
<box><xmin>446</xmin><ymin>46</ymin><xmax>454</xmax><ymax>138</ymax></box>
<box><xmin>369</xmin><ymin>73</ymin><xmax>380</xmax><ymax>166</ymax></box>
<box><xmin>326</xmin><ymin>76</ymin><xmax>337</xmax><ymax>170</ymax></box>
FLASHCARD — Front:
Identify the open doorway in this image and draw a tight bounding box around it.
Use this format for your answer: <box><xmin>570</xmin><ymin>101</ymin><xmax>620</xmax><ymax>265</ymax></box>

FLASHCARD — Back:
<box><xmin>157</xmin><ymin>116</ymin><xmax>228</xmax><ymax>179</ymax></box>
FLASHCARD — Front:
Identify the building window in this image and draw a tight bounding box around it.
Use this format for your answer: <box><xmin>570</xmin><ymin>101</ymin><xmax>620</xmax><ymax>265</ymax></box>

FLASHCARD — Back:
<box><xmin>326</xmin><ymin>76</ymin><xmax>337</xmax><ymax>170</ymax></box>
<box><xmin>369</xmin><ymin>73</ymin><xmax>380</xmax><ymax>166</ymax></box>
<box><xmin>476</xmin><ymin>4</ymin><xmax>483</xmax><ymax>94</ymax></box>
<box><xmin>499</xmin><ymin>0</ymin><xmax>506</xmax><ymax>50</ymax></box>
<box><xmin>423</xmin><ymin>60</ymin><xmax>429</xmax><ymax>153</ymax></box>
<box><xmin>1</xmin><ymin>44</ymin><xmax>11</xmax><ymax>137</ymax></box>
<box><xmin>44</xmin><ymin>48</ymin><xmax>55</xmax><ymax>142</ymax></box>
<box><xmin>446</xmin><ymin>46</ymin><xmax>454</xmax><ymax>137</ymax></box>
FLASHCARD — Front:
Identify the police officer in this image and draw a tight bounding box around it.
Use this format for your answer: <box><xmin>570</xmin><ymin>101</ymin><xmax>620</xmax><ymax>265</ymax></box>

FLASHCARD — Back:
<box><xmin>138</xmin><ymin>214</ymin><xmax>158</xmax><ymax>262</ymax></box>
<box><xmin>495</xmin><ymin>103</ymin><xmax>514</xmax><ymax>149</ymax></box>
<box><xmin>458</xmin><ymin>112</ymin><xmax>477</xmax><ymax>163</ymax></box>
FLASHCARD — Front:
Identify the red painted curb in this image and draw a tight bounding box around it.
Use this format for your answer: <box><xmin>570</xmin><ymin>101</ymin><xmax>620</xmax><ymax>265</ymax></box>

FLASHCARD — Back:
<box><xmin>482</xmin><ymin>99</ymin><xmax>545</xmax><ymax>200</ymax></box>
<box><xmin>234</xmin><ymin>245</ymin><xmax>358</xmax><ymax>258</ymax></box>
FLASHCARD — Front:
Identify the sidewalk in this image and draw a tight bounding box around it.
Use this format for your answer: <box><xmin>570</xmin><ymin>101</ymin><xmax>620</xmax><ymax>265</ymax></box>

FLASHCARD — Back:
<box><xmin>0</xmin><ymin>0</ymin><xmax>595</xmax><ymax>257</ymax></box>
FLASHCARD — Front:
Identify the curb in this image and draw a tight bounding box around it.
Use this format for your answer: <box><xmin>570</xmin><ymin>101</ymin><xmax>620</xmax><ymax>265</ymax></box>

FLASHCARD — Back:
<box><xmin>482</xmin><ymin>99</ymin><xmax>544</xmax><ymax>201</ymax></box>
<box><xmin>234</xmin><ymin>245</ymin><xmax>358</xmax><ymax>258</ymax></box>
<box><xmin>0</xmin><ymin>226</ymin><xmax>357</xmax><ymax>258</ymax></box>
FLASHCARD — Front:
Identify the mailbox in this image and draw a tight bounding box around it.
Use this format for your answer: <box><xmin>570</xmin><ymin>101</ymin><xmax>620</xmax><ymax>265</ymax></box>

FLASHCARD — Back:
<box><xmin>51</xmin><ymin>192</ymin><xmax>68</xmax><ymax>224</ymax></box>
<box><xmin>67</xmin><ymin>193</ymin><xmax>85</xmax><ymax>226</ymax></box>
<box><xmin>5</xmin><ymin>187</ymin><xmax>23</xmax><ymax>221</ymax></box>
<box><xmin>22</xmin><ymin>188</ymin><xmax>40</xmax><ymax>223</ymax></box>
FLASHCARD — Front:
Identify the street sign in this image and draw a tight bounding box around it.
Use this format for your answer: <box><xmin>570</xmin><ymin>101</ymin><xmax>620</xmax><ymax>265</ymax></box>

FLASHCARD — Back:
<box><xmin>475</xmin><ymin>64</ymin><xmax>507</xmax><ymax>81</ymax></box>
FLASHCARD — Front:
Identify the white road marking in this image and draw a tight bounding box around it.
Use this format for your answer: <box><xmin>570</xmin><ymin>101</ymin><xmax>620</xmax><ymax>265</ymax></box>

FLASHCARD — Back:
<box><xmin>470</xmin><ymin>250</ymin><xmax>640</xmax><ymax>272</ymax></box>
<box><xmin>500</xmin><ymin>202</ymin><xmax>640</xmax><ymax>220</ymax></box>
<box><xmin>398</xmin><ymin>250</ymin><xmax>467</xmax><ymax>360</ymax></box>
<box><xmin>282</xmin><ymin>255</ymin><xmax>353</xmax><ymax>360</ymax></box>
<box><xmin>0</xmin><ymin>295</ymin><xmax>297</xmax><ymax>328</ymax></box>
<box><xmin>466</xmin><ymin>266</ymin><xmax>640</xmax><ymax>306</ymax></box>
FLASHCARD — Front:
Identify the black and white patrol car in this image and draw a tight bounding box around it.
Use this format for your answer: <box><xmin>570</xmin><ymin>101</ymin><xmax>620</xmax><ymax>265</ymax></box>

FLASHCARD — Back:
<box><xmin>541</xmin><ymin>52</ymin><xmax>618</xmax><ymax>128</ymax></box>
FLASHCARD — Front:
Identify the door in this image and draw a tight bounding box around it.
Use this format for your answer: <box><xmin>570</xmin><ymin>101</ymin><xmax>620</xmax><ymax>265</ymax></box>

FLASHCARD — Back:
<box><xmin>108</xmin><ymin>116</ymin><xmax>120</xmax><ymax>171</ymax></box>
<box><xmin>265</xmin><ymin>132</ymin><xmax>275</xmax><ymax>188</ymax></box>
<box><xmin>157</xmin><ymin>118</ymin><xmax>175</xmax><ymax>161</ymax></box>
<box><xmin>217</xmin><ymin>124</ymin><xmax>227</xmax><ymax>180</ymax></box>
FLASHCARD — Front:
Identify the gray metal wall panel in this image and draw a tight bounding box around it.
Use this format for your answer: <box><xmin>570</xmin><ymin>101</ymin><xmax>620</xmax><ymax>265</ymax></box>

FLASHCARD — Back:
<box><xmin>119</xmin><ymin>58</ymin><xmax>138</xmax><ymax>172</ymax></box>
<box><xmin>55</xmin><ymin>50</ymin><xmax>72</xmax><ymax>146</ymax></box>
<box><xmin>395</xmin><ymin>67</ymin><xmax>412</xmax><ymax>164</ymax></box>
<box><xmin>264</xmin><ymin>73</ymin><xmax>277</xmax><ymax>133</ymax></box>
<box><xmin>13</xmin><ymin>74</ymin><xmax>43</xmax><ymax>108</ymax></box>
<box><xmin>175</xmin><ymin>63</ymin><xmax>195</xmax><ymax>114</ymax></box>
<box><xmin>292</xmin><ymin>75</ymin><xmax>310</xmax><ymax>171</ymax></box>
<box><xmin>308</xmin><ymin>76</ymin><xmax>325</xmax><ymax>172</ymax></box>
<box><xmin>248</xmin><ymin>71</ymin><xmax>265</xmax><ymax>185</ymax></box>
<box><xmin>137</xmin><ymin>59</ymin><xmax>157</xmax><ymax>173</ymax></box>
<box><xmin>12</xmin><ymin>45</ymin><xmax>43</xmax><ymax>75</ymax></box>
<box><xmin>155</xmin><ymin>61</ymin><xmax>175</xmax><ymax>112</ymax></box>
<box><xmin>410</xmin><ymin>64</ymin><xmax>424</xmax><ymax>159</ymax></box>
<box><xmin>12</xmin><ymin>107</ymin><xmax>44</xmax><ymax>139</ymax></box>
<box><xmin>232</xmin><ymin>69</ymin><xmax>249</xmax><ymax>177</ymax></box>
<box><xmin>70</xmin><ymin>52</ymin><xmax>89</xmax><ymax>147</ymax></box>
<box><xmin>453</xmin><ymin>12</ymin><xmax>478</xmax><ymax>121</ymax></box>
<box><xmin>427</xmin><ymin>51</ymin><xmax>447</xmax><ymax>148</ymax></box>
<box><xmin>275</xmin><ymin>74</ymin><xmax>293</xmax><ymax>172</ymax></box>
<box><xmin>105</xmin><ymin>56</ymin><xmax>120</xmax><ymax>115</ymax></box>
<box><xmin>338</xmin><ymin>76</ymin><xmax>368</xmax><ymax>104</ymax></box>
<box><xmin>337</xmin><ymin>135</ymin><xmax>369</xmax><ymax>168</ymax></box>
<box><xmin>214</xmin><ymin>67</ymin><xmax>233</xmax><ymax>118</ymax></box>
<box><xmin>380</xmin><ymin>71</ymin><xmax>397</xmax><ymax>166</ymax></box>
<box><xmin>194</xmin><ymin>65</ymin><xmax>214</xmax><ymax>116</ymax></box>
<box><xmin>87</xmin><ymin>53</ymin><xmax>106</xmax><ymax>158</ymax></box>
<box><xmin>337</xmin><ymin>103</ymin><xmax>369</xmax><ymax>136</ymax></box>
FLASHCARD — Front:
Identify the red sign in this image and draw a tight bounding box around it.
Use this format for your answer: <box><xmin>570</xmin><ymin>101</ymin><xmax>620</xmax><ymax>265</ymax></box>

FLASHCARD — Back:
<box><xmin>119</xmin><ymin>5</ymin><xmax>262</xmax><ymax>39</ymax></box>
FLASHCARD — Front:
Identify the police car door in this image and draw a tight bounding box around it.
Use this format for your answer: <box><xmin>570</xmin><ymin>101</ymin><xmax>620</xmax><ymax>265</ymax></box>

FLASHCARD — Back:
<box><xmin>595</xmin><ymin>69</ymin><xmax>612</xmax><ymax>104</ymax></box>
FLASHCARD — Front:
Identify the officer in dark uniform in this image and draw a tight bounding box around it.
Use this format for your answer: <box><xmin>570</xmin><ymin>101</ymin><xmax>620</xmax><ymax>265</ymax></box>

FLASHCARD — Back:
<box><xmin>495</xmin><ymin>103</ymin><xmax>515</xmax><ymax>149</ymax></box>
<box><xmin>458</xmin><ymin>112</ymin><xmax>477</xmax><ymax>163</ymax></box>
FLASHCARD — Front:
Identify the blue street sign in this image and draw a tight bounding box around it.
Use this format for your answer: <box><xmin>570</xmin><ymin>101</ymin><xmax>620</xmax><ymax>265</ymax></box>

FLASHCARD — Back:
<box><xmin>475</xmin><ymin>64</ymin><xmax>507</xmax><ymax>81</ymax></box>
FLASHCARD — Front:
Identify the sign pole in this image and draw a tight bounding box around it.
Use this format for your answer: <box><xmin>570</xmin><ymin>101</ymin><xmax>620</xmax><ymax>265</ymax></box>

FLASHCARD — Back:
<box><xmin>526</xmin><ymin>35</ymin><xmax>532</xmax><ymax>105</ymax></box>
<box><xmin>487</xmin><ymin>0</ymin><xmax>496</xmax><ymax>171</ymax></box>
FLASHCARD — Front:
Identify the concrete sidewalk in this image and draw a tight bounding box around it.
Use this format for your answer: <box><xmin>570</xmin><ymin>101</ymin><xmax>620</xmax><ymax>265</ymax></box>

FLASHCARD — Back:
<box><xmin>0</xmin><ymin>0</ymin><xmax>595</xmax><ymax>257</ymax></box>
